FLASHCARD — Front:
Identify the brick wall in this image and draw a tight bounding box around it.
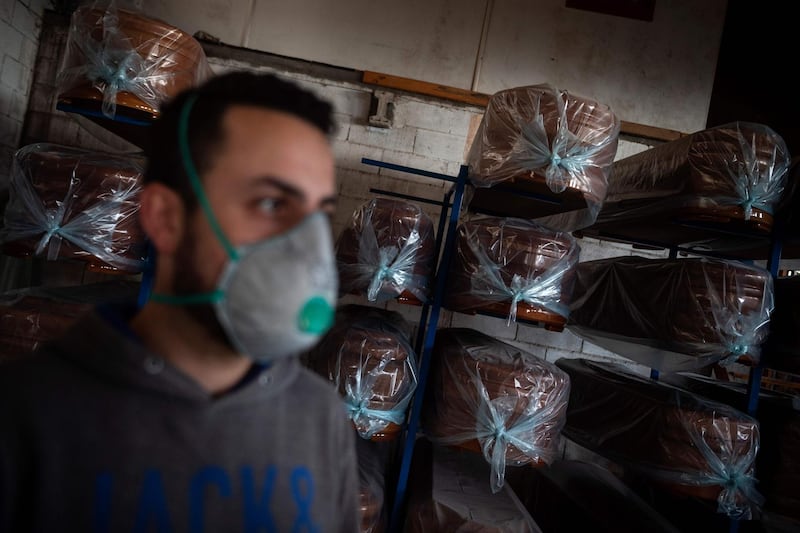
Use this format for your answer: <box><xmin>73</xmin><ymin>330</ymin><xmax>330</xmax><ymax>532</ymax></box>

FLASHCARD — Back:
<box><xmin>0</xmin><ymin>0</ymin><xmax>48</xmax><ymax>188</ymax></box>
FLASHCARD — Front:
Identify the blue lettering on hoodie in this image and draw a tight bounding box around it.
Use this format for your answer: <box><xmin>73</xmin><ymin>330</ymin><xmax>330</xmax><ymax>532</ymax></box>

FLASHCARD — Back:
<box><xmin>242</xmin><ymin>465</ymin><xmax>278</xmax><ymax>532</ymax></box>
<box><xmin>134</xmin><ymin>470</ymin><xmax>172</xmax><ymax>532</ymax></box>
<box><xmin>92</xmin><ymin>465</ymin><xmax>317</xmax><ymax>531</ymax></box>
<box><xmin>190</xmin><ymin>466</ymin><xmax>232</xmax><ymax>532</ymax></box>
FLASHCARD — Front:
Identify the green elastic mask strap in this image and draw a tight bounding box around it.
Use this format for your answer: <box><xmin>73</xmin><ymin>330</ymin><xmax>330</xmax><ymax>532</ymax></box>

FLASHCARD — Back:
<box><xmin>179</xmin><ymin>93</ymin><xmax>239</xmax><ymax>261</ymax></box>
<box><xmin>149</xmin><ymin>93</ymin><xmax>235</xmax><ymax>306</ymax></box>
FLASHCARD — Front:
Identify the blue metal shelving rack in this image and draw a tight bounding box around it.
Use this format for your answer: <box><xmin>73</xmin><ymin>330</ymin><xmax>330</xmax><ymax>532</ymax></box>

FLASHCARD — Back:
<box><xmin>360</xmin><ymin>155</ymin><xmax>783</xmax><ymax>533</ymax></box>
<box><xmin>360</xmin><ymin>158</ymin><xmax>467</xmax><ymax>533</ymax></box>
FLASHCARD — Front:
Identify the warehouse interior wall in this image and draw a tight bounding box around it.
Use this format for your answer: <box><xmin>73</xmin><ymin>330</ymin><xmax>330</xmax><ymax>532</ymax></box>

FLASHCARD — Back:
<box><xmin>116</xmin><ymin>0</ymin><xmax>727</xmax><ymax>134</ymax></box>
<box><xmin>0</xmin><ymin>0</ymin><xmax>47</xmax><ymax>188</ymax></box>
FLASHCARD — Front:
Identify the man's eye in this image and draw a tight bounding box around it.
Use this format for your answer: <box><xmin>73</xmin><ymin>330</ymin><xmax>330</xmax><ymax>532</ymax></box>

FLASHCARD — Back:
<box><xmin>258</xmin><ymin>198</ymin><xmax>280</xmax><ymax>213</ymax></box>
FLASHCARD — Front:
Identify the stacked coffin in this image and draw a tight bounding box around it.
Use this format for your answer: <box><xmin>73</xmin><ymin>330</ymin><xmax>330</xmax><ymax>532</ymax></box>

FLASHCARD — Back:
<box><xmin>0</xmin><ymin>280</ymin><xmax>140</xmax><ymax>362</ymax></box>
<box><xmin>657</xmin><ymin>371</ymin><xmax>800</xmax><ymax>524</ymax></box>
<box><xmin>464</xmin><ymin>84</ymin><xmax>620</xmax><ymax>232</ymax></box>
<box><xmin>336</xmin><ymin>198</ymin><xmax>437</xmax><ymax>306</ymax></box>
<box><xmin>304</xmin><ymin>304</ymin><xmax>418</xmax><ymax>442</ymax></box>
<box><xmin>442</xmin><ymin>216</ymin><xmax>579</xmax><ymax>331</ymax></box>
<box><xmin>567</xmin><ymin>256</ymin><xmax>774</xmax><ymax>371</ymax></box>
<box><xmin>2</xmin><ymin>143</ymin><xmax>148</xmax><ymax>274</ymax></box>
<box><xmin>442</xmin><ymin>83</ymin><xmax>620</xmax><ymax>329</ymax></box>
<box><xmin>556</xmin><ymin>357</ymin><xmax>762</xmax><ymax>520</ymax></box>
<box><xmin>56</xmin><ymin>2</ymin><xmax>212</xmax><ymax>122</ymax></box>
<box><xmin>420</xmin><ymin>328</ymin><xmax>570</xmax><ymax>492</ymax></box>
<box><xmin>580</xmin><ymin>121</ymin><xmax>791</xmax><ymax>254</ymax></box>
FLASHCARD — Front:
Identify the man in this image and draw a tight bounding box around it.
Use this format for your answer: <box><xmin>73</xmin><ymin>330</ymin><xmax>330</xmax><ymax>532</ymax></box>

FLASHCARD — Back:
<box><xmin>0</xmin><ymin>71</ymin><xmax>360</xmax><ymax>532</ymax></box>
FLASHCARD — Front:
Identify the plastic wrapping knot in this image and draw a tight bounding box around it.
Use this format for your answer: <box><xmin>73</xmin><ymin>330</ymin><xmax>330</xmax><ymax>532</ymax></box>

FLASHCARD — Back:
<box><xmin>507</xmin><ymin>272</ymin><xmax>570</xmax><ymax>325</ymax></box>
<box><xmin>345</xmin><ymin>396</ymin><xmax>406</xmax><ymax>431</ymax></box>
<box><xmin>708</xmin><ymin>462</ymin><xmax>763</xmax><ymax>520</ymax></box>
<box><xmin>715</xmin><ymin>308</ymin><xmax>767</xmax><ymax>365</ymax></box>
<box><xmin>354</xmin><ymin>223</ymin><xmax>426</xmax><ymax>302</ymax></box>
<box><xmin>720</xmin><ymin>123</ymin><xmax>790</xmax><ymax>220</ymax></box>
<box><xmin>35</xmin><ymin>208</ymin><xmax>67</xmax><ymax>259</ymax></box>
<box><xmin>59</xmin><ymin>4</ymin><xmax>181</xmax><ymax>119</ymax></box>
<box><xmin>338</xmin><ymin>344</ymin><xmax>414</xmax><ymax>440</ymax></box>
<box><xmin>511</xmin><ymin>107</ymin><xmax>609</xmax><ymax>194</ymax></box>
<box><xmin>366</xmin><ymin>247</ymin><xmax>410</xmax><ymax>302</ymax></box>
<box><xmin>85</xmin><ymin>51</ymin><xmax>142</xmax><ymax>118</ymax></box>
<box><xmin>432</xmin><ymin>375</ymin><xmax>553</xmax><ymax>493</ymax></box>
<box><xmin>700</xmin><ymin>265</ymin><xmax>772</xmax><ymax>366</ymax></box>
<box><xmin>674</xmin><ymin>399</ymin><xmax>764</xmax><ymax>520</ymax></box>
<box><xmin>468</xmin><ymin>234</ymin><xmax>571</xmax><ymax>324</ymax></box>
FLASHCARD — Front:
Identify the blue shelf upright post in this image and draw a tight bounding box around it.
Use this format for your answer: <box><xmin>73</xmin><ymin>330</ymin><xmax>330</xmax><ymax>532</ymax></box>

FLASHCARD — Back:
<box><xmin>372</xmin><ymin>163</ymin><xmax>467</xmax><ymax>533</ymax></box>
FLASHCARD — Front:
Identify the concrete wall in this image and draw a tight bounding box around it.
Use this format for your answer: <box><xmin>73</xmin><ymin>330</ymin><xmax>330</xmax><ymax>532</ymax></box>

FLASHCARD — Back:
<box><xmin>0</xmin><ymin>0</ymin><xmax>47</xmax><ymax>186</ymax></box>
<box><xmin>122</xmin><ymin>0</ymin><xmax>727</xmax><ymax>133</ymax></box>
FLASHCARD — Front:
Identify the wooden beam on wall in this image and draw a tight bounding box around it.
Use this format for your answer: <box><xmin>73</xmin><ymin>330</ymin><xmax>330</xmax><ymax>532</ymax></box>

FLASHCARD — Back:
<box><xmin>362</xmin><ymin>70</ymin><xmax>685</xmax><ymax>143</ymax></box>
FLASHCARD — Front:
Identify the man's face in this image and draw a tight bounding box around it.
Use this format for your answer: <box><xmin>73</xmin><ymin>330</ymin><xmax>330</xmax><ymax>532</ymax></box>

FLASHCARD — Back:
<box><xmin>173</xmin><ymin>104</ymin><xmax>337</xmax><ymax>298</ymax></box>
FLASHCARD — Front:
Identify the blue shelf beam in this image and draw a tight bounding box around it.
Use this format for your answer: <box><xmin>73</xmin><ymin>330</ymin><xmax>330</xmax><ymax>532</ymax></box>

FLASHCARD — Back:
<box><xmin>362</xmin><ymin>157</ymin><xmax>459</xmax><ymax>183</ymax></box>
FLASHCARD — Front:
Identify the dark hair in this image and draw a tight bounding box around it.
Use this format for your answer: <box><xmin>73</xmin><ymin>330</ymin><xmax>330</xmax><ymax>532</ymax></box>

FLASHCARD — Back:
<box><xmin>144</xmin><ymin>70</ymin><xmax>335</xmax><ymax>210</ymax></box>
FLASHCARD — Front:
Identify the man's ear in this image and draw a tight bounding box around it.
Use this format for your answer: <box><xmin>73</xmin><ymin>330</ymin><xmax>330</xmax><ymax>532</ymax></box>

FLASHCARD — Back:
<box><xmin>138</xmin><ymin>183</ymin><xmax>185</xmax><ymax>255</ymax></box>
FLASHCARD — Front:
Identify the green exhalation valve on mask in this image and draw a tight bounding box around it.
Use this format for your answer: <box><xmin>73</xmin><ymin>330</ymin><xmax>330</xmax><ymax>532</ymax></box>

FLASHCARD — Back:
<box><xmin>298</xmin><ymin>296</ymin><xmax>334</xmax><ymax>334</ymax></box>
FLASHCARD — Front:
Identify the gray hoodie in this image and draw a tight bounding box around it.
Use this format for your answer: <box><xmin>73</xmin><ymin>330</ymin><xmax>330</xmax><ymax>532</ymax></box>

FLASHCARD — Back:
<box><xmin>0</xmin><ymin>307</ymin><xmax>360</xmax><ymax>533</ymax></box>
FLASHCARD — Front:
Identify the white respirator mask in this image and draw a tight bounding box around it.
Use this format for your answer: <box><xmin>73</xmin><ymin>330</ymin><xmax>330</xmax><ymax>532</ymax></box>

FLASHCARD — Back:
<box><xmin>149</xmin><ymin>93</ymin><xmax>338</xmax><ymax>361</ymax></box>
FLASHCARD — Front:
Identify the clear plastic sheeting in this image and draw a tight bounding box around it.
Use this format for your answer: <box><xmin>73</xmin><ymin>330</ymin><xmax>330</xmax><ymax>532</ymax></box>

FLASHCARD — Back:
<box><xmin>356</xmin><ymin>438</ymin><xmax>388</xmax><ymax>533</ymax></box>
<box><xmin>336</xmin><ymin>198</ymin><xmax>436</xmax><ymax>304</ymax></box>
<box><xmin>466</xmin><ymin>84</ymin><xmax>620</xmax><ymax>231</ymax></box>
<box><xmin>56</xmin><ymin>0</ymin><xmax>212</xmax><ymax>120</ymax></box>
<box><xmin>404</xmin><ymin>438</ymin><xmax>542</xmax><ymax>533</ymax></box>
<box><xmin>0</xmin><ymin>280</ymin><xmax>140</xmax><ymax>362</ymax></box>
<box><xmin>599</xmin><ymin>121</ymin><xmax>791</xmax><ymax>226</ymax></box>
<box><xmin>443</xmin><ymin>215</ymin><xmax>579</xmax><ymax>327</ymax></box>
<box><xmin>505</xmin><ymin>460</ymin><xmax>682</xmax><ymax>533</ymax></box>
<box><xmin>304</xmin><ymin>305</ymin><xmax>418</xmax><ymax>441</ymax></box>
<box><xmin>556</xmin><ymin>358</ymin><xmax>763</xmax><ymax>520</ymax></box>
<box><xmin>1</xmin><ymin>143</ymin><xmax>147</xmax><ymax>273</ymax></box>
<box><xmin>658</xmin><ymin>371</ymin><xmax>800</xmax><ymax>522</ymax></box>
<box><xmin>422</xmin><ymin>328</ymin><xmax>570</xmax><ymax>493</ymax></box>
<box><xmin>568</xmin><ymin>256</ymin><xmax>774</xmax><ymax>372</ymax></box>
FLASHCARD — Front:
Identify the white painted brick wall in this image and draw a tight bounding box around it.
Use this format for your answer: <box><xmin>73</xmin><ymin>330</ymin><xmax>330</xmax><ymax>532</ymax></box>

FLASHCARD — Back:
<box><xmin>0</xmin><ymin>0</ymin><xmax>45</xmax><ymax>189</ymax></box>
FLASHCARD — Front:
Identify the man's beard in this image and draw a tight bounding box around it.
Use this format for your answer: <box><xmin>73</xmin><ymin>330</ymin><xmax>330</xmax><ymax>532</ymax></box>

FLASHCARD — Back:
<box><xmin>172</xmin><ymin>233</ymin><xmax>235</xmax><ymax>351</ymax></box>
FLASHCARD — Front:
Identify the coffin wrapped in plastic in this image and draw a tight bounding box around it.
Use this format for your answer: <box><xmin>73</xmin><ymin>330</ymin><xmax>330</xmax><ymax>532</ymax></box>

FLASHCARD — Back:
<box><xmin>505</xmin><ymin>460</ymin><xmax>681</xmax><ymax>533</ymax></box>
<box><xmin>568</xmin><ymin>256</ymin><xmax>774</xmax><ymax>371</ymax></box>
<box><xmin>0</xmin><ymin>280</ymin><xmax>140</xmax><ymax>362</ymax></box>
<box><xmin>404</xmin><ymin>438</ymin><xmax>542</xmax><ymax>533</ymax></box>
<box><xmin>356</xmin><ymin>438</ymin><xmax>389</xmax><ymax>533</ymax></box>
<box><xmin>658</xmin><ymin>371</ymin><xmax>800</xmax><ymax>522</ymax></box>
<box><xmin>465</xmin><ymin>84</ymin><xmax>620</xmax><ymax>231</ymax></box>
<box><xmin>556</xmin><ymin>357</ymin><xmax>762</xmax><ymax>519</ymax></box>
<box><xmin>443</xmin><ymin>215</ymin><xmax>579</xmax><ymax>331</ymax></box>
<box><xmin>596</xmin><ymin>122</ymin><xmax>790</xmax><ymax>235</ymax></box>
<box><xmin>305</xmin><ymin>305</ymin><xmax>417</xmax><ymax>441</ymax></box>
<box><xmin>336</xmin><ymin>198</ymin><xmax>436</xmax><ymax>305</ymax></box>
<box><xmin>56</xmin><ymin>1</ymin><xmax>212</xmax><ymax>121</ymax></box>
<box><xmin>421</xmin><ymin>328</ymin><xmax>570</xmax><ymax>492</ymax></box>
<box><xmin>1</xmin><ymin>143</ymin><xmax>147</xmax><ymax>274</ymax></box>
